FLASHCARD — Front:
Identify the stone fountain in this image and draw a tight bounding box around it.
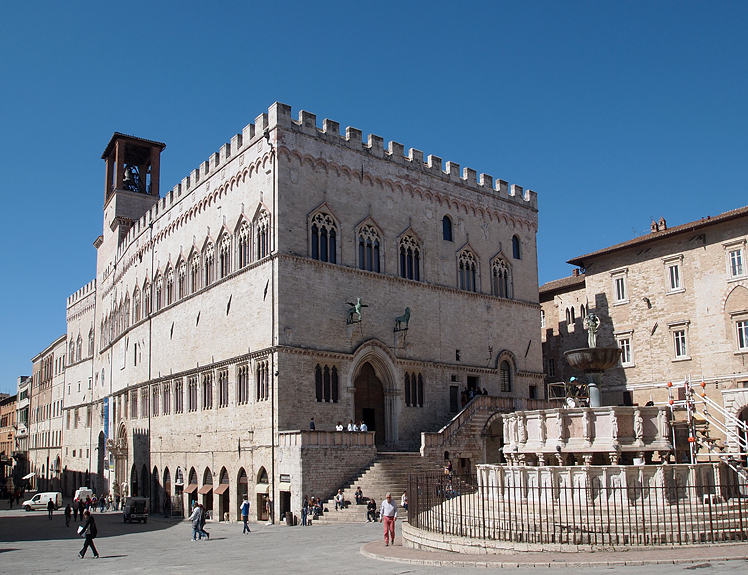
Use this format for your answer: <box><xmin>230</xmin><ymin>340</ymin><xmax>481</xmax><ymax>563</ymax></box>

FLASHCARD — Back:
<box><xmin>564</xmin><ymin>313</ymin><xmax>621</xmax><ymax>408</ymax></box>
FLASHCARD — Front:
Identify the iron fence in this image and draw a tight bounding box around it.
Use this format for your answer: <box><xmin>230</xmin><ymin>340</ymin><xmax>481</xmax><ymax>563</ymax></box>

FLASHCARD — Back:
<box><xmin>408</xmin><ymin>470</ymin><xmax>748</xmax><ymax>547</ymax></box>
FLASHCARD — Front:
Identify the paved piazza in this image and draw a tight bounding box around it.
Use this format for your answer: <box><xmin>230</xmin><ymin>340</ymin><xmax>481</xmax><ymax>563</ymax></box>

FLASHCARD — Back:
<box><xmin>2</xmin><ymin>507</ymin><xmax>748</xmax><ymax>575</ymax></box>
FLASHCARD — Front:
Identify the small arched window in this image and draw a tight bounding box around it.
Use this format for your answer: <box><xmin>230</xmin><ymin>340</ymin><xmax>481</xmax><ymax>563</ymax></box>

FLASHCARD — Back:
<box><xmin>512</xmin><ymin>235</ymin><xmax>521</xmax><ymax>260</ymax></box>
<box><xmin>255</xmin><ymin>209</ymin><xmax>270</xmax><ymax>260</ymax></box>
<box><xmin>540</xmin><ymin>309</ymin><xmax>546</xmax><ymax>328</ymax></box>
<box><xmin>500</xmin><ymin>360</ymin><xmax>512</xmax><ymax>392</ymax></box>
<box><xmin>442</xmin><ymin>215</ymin><xmax>453</xmax><ymax>242</ymax></box>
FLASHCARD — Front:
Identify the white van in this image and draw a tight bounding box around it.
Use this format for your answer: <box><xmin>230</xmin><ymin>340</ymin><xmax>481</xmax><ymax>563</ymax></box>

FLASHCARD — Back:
<box><xmin>74</xmin><ymin>487</ymin><xmax>93</xmax><ymax>502</ymax></box>
<box><xmin>22</xmin><ymin>492</ymin><xmax>62</xmax><ymax>511</ymax></box>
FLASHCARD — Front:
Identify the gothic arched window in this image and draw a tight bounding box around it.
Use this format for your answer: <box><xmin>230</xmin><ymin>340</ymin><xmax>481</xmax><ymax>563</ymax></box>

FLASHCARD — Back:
<box><xmin>189</xmin><ymin>254</ymin><xmax>200</xmax><ymax>293</ymax></box>
<box><xmin>219</xmin><ymin>234</ymin><xmax>231</xmax><ymax>278</ymax></box>
<box><xmin>177</xmin><ymin>261</ymin><xmax>187</xmax><ymax>299</ymax></box>
<box><xmin>203</xmin><ymin>242</ymin><xmax>215</xmax><ymax>287</ymax></box>
<box><xmin>458</xmin><ymin>250</ymin><xmax>478</xmax><ymax>292</ymax></box>
<box><xmin>237</xmin><ymin>221</ymin><xmax>250</xmax><ymax>269</ymax></box>
<box><xmin>255</xmin><ymin>209</ymin><xmax>270</xmax><ymax>260</ymax></box>
<box><xmin>310</xmin><ymin>212</ymin><xmax>337</xmax><ymax>264</ymax></box>
<box><xmin>165</xmin><ymin>267</ymin><xmax>174</xmax><ymax>305</ymax></box>
<box><xmin>357</xmin><ymin>223</ymin><xmax>381</xmax><ymax>273</ymax></box>
<box><xmin>399</xmin><ymin>235</ymin><xmax>421</xmax><ymax>281</ymax></box>
<box><xmin>491</xmin><ymin>258</ymin><xmax>511</xmax><ymax>299</ymax></box>
<box><xmin>500</xmin><ymin>360</ymin><xmax>512</xmax><ymax>392</ymax></box>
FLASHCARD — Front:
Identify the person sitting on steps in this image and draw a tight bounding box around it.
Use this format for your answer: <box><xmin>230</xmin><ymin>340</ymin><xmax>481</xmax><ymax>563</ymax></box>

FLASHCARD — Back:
<box><xmin>334</xmin><ymin>489</ymin><xmax>345</xmax><ymax>510</ymax></box>
<box><xmin>366</xmin><ymin>498</ymin><xmax>377</xmax><ymax>522</ymax></box>
<box><xmin>354</xmin><ymin>486</ymin><xmax>363</xmax><ymax>505</ymax></box>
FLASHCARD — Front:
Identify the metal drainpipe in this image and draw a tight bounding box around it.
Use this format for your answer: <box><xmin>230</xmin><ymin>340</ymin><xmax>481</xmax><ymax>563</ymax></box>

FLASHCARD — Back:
<box><xmin>265</xmin><ymin>129</ymin><xmax>277</xmax><ymax>524</ymax></box>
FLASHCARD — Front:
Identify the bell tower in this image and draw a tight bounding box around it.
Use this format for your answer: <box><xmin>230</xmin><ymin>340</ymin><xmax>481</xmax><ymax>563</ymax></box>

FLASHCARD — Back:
<box><xmin>101</xmin><ymin>133</ymin><xmax>166</xmax><ymax>244</ymax></box>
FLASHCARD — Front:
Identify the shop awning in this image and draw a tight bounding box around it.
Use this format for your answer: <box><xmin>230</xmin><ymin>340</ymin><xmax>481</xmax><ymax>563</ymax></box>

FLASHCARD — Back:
<box><xmin>198</xmin><ymin>484</ymin><xmax>213</xmax><ymax>495</ymax></box>
<box><xmin>22</xmin><ymin>472</ymin><xmax>35</xmax><ymax>480</ymax></box>
<box><xmin>214</xmin><ymin>483</ymin><xmax>229</xmax><ymax>495</ymax></box>
<box><xmin>278</xmin><ymin>481</ymin><xmax>291</xmax><ymax>491</ymax></box>
<box><xmin>255</xmin><ymin>482</ymin><xmax>270</xmax><ymax>494</ymax></box>
<box><xmin>184</xmin><ymin>483</ymin><xmax>198</xmax><ymax>494</ymax></box>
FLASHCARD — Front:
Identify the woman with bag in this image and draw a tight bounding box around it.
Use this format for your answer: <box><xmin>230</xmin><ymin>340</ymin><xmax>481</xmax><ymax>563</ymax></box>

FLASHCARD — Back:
<box><xmin>78</xmin><ymin>510</ymin><xmax>99</xmax><ymax>558</ymax></box>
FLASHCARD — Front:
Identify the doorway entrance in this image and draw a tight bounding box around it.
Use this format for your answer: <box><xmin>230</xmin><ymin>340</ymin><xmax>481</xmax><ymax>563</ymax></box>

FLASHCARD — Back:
<box><xmin>354</xmin><ymin>362</ymin><xmax>385</xmax><ymax>445</ymax></box>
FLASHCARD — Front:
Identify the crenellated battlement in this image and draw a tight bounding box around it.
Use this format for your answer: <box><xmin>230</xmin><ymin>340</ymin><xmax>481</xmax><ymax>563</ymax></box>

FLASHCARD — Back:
<box><xmin>67</xmin><ymin>278</ymin><xmax>97</xmax><ymax>308</ymax></box>
<box><xmin>111</xmin><ymin>102</ymin><xmax>538</xmax><ymax>265</ymax></box>
<box><xmin>265</xmin><ymin>102</ymin><xmax>538</xmax><ymax>210</ymax></box>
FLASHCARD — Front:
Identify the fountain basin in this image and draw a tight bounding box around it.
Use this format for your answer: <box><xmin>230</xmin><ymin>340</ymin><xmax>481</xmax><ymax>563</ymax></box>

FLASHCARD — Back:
<box><xmin>564</xmin><ymin>347</ymin><xmax>622</xmax><ymax>372</ymax></box>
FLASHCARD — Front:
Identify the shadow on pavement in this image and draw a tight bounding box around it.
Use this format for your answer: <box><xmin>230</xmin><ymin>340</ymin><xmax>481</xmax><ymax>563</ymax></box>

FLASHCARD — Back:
<box><xmin>0</xmin><ymin>511</ymin><xmax>182</xmax><ymax>542</ymax></box>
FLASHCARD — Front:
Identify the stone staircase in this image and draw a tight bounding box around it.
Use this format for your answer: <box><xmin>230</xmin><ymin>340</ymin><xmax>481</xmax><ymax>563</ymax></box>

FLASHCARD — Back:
<box><xmin>311</xmin><ymin>452</ymin><xmax>441</xmax><ymax>524</ymax></box>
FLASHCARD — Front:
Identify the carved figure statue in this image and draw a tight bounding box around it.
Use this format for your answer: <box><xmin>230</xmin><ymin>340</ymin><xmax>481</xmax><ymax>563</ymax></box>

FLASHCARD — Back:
<box><xmin>556</xmin><ymin>413</ymin><xmax>564</xmax><ymax>440</ymax></box>
<box><xmin>583</xmin><ymin>313</ymin><xmax>601</xmax><ymax>347</ymax></box>
<box><xmin>502</xmin><ymin>416</ymin><xmax>509</xmax><ymax>443</ymax></box>
<box><xmin>634</xmin><ymin>409</ymin><xmax>644</xmax><ymax>440</ymax></box>
<box><xmin>538</xmin><ymin>412</ymin><xmax>547</xmax><ymax>443</ymax></box>
<box><xmin>346</xmin><ymin>298</ymin><xmax>368</xmax><ymax>324</ymax></box>
<box><xmin>610</xmin><ymin>412</ymin><xmax>618</xmax><ymax>439</ymax></box>
<box><xmin>518</xmin><ymin>414</ymin><xmax>527</xmax><ymax>444</ymax></box>
<box><xmin>582</xmin><ymin>410</ymin><xmax>591</xmax><ymax>442</ymax></box>
<box><xmin>658</xmin><ymin>409</ymin><xmax>670</xmax><ymax>438</ymax></box>
<box><xmin>510</xmin><ymin>416</ymin><xmax>518</xmax><ymax>444</ymax></box>
<box><xmin>394</xmin><ymin>307</ymin><xmax>411</xmax><ymax>331</ymax></box>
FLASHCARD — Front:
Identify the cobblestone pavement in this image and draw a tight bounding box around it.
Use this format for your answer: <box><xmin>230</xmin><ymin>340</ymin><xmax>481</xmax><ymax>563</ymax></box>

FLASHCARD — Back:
<box><xmin>1</xmin><ymin>507</ymin><xmax>747</xmax><ymax>574</ymax></box>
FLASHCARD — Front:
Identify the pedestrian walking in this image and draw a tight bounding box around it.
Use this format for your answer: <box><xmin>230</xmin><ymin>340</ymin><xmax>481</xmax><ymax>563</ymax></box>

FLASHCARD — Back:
<box><xmin>379</xmin><ymin>492</ymin><xmax>398</xmax><ymax>546</ymax></box>
<box><xmin>47</xmin><ymin>498</ymin><xmax>54</xmax><ymax>520</ymax></box>
<box><xmin>301</xmin><ymin>495</ymin><xmax>308</xmax><ymax>526</ymax></box>
<box><xmin>73</xmin><ymin>501</ymin><xmax>79</xmax><ymax>521</ymax></box>
<box><xmin>78</xmin><ymin>510</ymin><xmax>99</xmax><ymax>558</ymax></box>
<box><xmin>240</xmin><ymin>496</ymin><xmax>251</xmax><ymax>533</ymax></box>
<box><xmin>309</xmin><ymin>417</ymin><xmax>315</xmax><ymax>430</ymax></box>
<box><xmin>189</xmin><ymin>503</ymin><xmax>202</xmax><ymax>540</ymax></box>
<box><xmin>65</xmin><ymin>504</ymin><xmax>72</xmax><ymax>527</ymax></box>
<box><xmin>78</xmin><ymin>499</ymin><xmax>85</xmax><ymax>520</ymax></box>
<box><xmin>198</xmin><ymin>503</ymin><xmax>210</xmax><ymax>539</ymax></box>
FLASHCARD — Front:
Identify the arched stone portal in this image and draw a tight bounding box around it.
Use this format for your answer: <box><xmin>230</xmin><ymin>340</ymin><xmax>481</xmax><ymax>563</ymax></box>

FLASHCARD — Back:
<box><xmin>349</xmin><ymin>342</ymin><xmax>399</xmax><ymax>447</ymax></box>
<box><xmin>354</xmin><ymin>363</ymin><xmax>386</xmax><ymax>445</ymax></box>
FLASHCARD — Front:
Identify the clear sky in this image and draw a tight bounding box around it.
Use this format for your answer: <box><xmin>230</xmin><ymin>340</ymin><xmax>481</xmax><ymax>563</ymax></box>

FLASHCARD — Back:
<box><xmin>1</xmin><ymin>1</ymin><xmax>747</xmax><ymax>394</ymax></box>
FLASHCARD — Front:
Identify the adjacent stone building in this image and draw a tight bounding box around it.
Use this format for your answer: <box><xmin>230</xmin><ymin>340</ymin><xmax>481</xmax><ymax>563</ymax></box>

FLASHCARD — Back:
<box><xmin>60</xmin><ymin>103</ymin><xmax>543</xmax><ymax>521</ymax></box>
<box><xmin>28</xmin><ymin>335</ymin><xmax>66</xmax><ymax>492</ymax></box>
<box><xmin>543</xmin><ymin>208</ymin><xmax>748</xmax><ymax>458</ymax></box>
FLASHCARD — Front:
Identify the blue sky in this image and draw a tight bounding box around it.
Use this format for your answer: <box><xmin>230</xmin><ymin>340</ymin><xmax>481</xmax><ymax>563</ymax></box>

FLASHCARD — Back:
<box><xmin>1</xmin><ymin>1</ymin><xmax>747</xmax><ymax>393</ymax></box>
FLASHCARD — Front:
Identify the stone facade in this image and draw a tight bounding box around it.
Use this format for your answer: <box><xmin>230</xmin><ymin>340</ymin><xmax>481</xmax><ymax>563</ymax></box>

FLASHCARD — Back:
<box><xmin>542</xmin><ymin>208</ymin><xmax>748</xmax><ymax>456</ymax></box>
<box><xmin>58</xmin><ymin>103</ymin><xmax>542</xmax><ymax>522</ymax></box>
<box><xmin>28</xmin><ymin>335</ymin><xmax>66</xmax><ymax>492</ymax></box>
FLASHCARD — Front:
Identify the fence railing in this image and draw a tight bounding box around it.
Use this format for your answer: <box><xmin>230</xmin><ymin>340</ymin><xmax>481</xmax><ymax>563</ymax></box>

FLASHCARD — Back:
<box><xmin>408</xmin><ymin>470</ymin><xmax>748</xmax><ymax>547</ymax></box>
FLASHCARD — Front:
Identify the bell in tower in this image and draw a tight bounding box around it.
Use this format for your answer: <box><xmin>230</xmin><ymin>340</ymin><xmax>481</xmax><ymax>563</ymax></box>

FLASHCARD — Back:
<box><xmin>101</xmin><ymin>133</ymin><xmax>166</xmax><ymax>244</ymax></box>
<box><xmin>102</xmin><ymin>133</ymin><xmax>166</xmax><ymax>201</ymax></box>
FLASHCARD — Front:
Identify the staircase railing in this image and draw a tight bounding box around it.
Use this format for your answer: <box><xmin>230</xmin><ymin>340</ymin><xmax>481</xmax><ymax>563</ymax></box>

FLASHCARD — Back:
<box><xmin>421</xmin><ymin>395</ymin><xmax>513</xmax><ymax>452</ymax></box>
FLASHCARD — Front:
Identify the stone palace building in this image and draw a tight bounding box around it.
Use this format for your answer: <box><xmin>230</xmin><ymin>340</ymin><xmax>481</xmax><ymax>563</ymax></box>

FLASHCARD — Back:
<box><xmin>56</xmin><ymin>103</ymin><xmax>542</xmax><ymax>521</ymax></box>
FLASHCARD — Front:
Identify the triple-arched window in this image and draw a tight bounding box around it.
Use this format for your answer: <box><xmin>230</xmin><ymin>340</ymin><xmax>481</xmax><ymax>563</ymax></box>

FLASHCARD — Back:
<box><xmin>399</xmin><ymin>235</ymin><xmax>421</xmax><ymax>281</ymax></box>
<box><xmin>310</xmin><ymin>212</ymin><xmax>337</xmax><ymax>263</ymax></box>
<box><xmin>256</xmin><ymin>209</ymin><xmax>270</xmax><ymax>260</ymax></box>
<box><xmin>237</xmin><ymin>221</ymin><xmax>250</xmax><ymax>269</ymax></box>
<box><xmin>357</xmin><ymin>223</ymin><xmax>381</xmax><ymax>273</ymax></box>
<box><xmin>404</xmin><ymin>372</ymin><xmax>424</xmax><ymax>407</ymax></box>
<box><xmin>203</xmin><ymin>242</ymin><xmax>215</xmax><ymax>287</ymax></box>
<box><xmin>491</xmin><ymin>258</ymin><xmax>511</xmax><ymax>299</ymax></box>
<box><xmin>458</xmin><ymin>250</ymin><xmax>478</xmax><ymax>292</ymax></box>
<box><xmin>219</xmin><ymin>234</ymin><xmax>231</xmax><ymax>279</ymax></box>
<box><xmin>315</xmin><ymin>364</ymin><xmax>339</xmax><ymax>403</ymax></box>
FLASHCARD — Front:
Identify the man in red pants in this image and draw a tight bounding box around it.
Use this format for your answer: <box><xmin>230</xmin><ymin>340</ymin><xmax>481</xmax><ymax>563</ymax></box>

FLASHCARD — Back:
<box><xmin>379</xmin><ymin>492</ymin><xmax>398</xmax><ymax>546</ymax></box>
